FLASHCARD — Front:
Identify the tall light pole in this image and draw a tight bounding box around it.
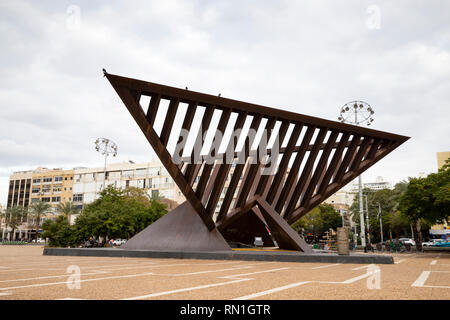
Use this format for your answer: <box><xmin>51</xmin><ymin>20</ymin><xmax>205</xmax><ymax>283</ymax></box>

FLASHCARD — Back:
<box><xmin>338</xmin><ymin>101</ymin><xmax>375</xmax><ymax>247</ymax></box>
<box><xmin>377</xmin><ymin>202</ymin><xmax>383</xmax><ymax>243</ymax></box>
<box><xmin>364</xmin><ymin>194</ymin><xmax>371</xmax><ymax>245</ymax></box>
<box><xmin>95</xmin><ymin>138</ymin><xmax>118</xmax><ymax>190</ymax></box>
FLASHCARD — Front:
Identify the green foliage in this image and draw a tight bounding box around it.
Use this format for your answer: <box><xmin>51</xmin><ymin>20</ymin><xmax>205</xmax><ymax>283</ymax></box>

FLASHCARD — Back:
<box><xmin>29</xmin><ymin>201</ymin><xmax>51</xmax><ymax>230</ymax></box>
<box><xmin>350</xmin><ymin>183</ymin><xmax>412</xmax><ymax>241</ymax></box>
<box><xmin>42</xmin><ymin>215</ymin><xmax>74</xmax><ymax>247</ymax></box>
<box><xmin>399</xmin><ymin>162</ymin><xmax>450</xmax><ymax>225</ymax></box>
<box><xmin>292</xmin><ymin>204</ymin><xmax>342</xmax><ymax>237</ymax></box>
<box><xmin>56</xmin><ymin>201</ymin><xmax>79</xmax><ymax>221</ymax></box>
<box><xmin>0</xmin><ymin>241</ymin><xmax>28</xmax><ymax>245</ymax></box>
<box><xmin>2</xmin><ymin>206</ymin><xmax>27</xmax><ymax>237</ymax></box>
<box><xmin>42</xmin><ymin>186</ymin><xmax>168</xmax><ymax>247</ymax></box>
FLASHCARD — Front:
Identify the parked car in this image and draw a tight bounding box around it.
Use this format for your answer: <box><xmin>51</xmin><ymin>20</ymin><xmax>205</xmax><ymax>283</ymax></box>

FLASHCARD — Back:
<box><xmin>433</xmin><ymin>241</ymin><xmax>450</xmax><ymax>247</ymax></box>
<box><xmin>422</xmin><ymin>239</ymin><xmax>444</xmax><ymax>247</ymax></box>
<box><xmin>32</xmin><ymin>238</ymin><xmax>45</xmax><ymax>243</ymax></box>
<box><xmin>399</xmin><ymin>238</ymin><xmax>415</xmax><ymax>246</ymax></box>
<box><xmin>253</xmin><ymin>237</ymin><xmax>264</xmax><ymax>247</ymax></box>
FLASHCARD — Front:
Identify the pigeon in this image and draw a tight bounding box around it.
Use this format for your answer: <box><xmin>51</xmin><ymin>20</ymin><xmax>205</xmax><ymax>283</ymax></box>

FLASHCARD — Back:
<box><xmin>218</xmin><ymin>93</ymin><xmax>221</xmax><ymax>97</ymax></box>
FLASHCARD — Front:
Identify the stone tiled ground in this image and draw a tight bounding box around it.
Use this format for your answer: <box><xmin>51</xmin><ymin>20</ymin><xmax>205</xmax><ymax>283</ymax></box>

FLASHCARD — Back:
<box><xmin>0</xmin><ymin>246</ymin><xmax>449</xmax><ymax>300</ymax></box>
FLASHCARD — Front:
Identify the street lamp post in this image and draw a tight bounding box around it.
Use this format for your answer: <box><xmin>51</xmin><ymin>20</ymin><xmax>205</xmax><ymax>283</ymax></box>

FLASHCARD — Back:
<box><xmin>95</xmin><ymin>138</ymin><xmax>118</xmax><ymax>190</ymax></box>
<box><xmin>377</xmin><ymin>202</ymin><xmax>383</xmax><ymax>243</ymax></box>
<box><xmin>364</xmin><ymin>194</ymin><xmax>371</xmax><ymax>246</ymax></box>
<box><xmin>338</xmin><ymin>101</ymin><xmax>375</xmax><ymax>248</ymax></box>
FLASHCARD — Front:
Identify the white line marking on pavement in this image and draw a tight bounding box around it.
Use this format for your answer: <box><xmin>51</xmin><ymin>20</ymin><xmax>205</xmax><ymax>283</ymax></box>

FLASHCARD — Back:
<box><xmin>123</xmin><ymin>267</ymin><xmax>290</xmax><ymax>300</ymax></box>
<box><xmin>93</xmin><ymin>262</ymin><xmax>176</xmax><ymax>271</ymax></box>
<box><xmin>342</xmin><ymin>270</ymin><xmax>378</xmax><ymax>284</ymax></box>
<box><xmin>165</xmin><ymin>266</ymin><xmax>252</xmax><ymax>276</ymax></box>
<box><xmin>395</xmin><ymin>259</ymin><xmax>405</xmax><ymax>264</ymax></box>
<box><xmin>412</xmin><ymin>271</ymin><xmax>430</xmax><ymax>287</ymax></box>
<box><xmin>233</xmin><ymin>265</ymin><xmax>380</xmax><ymax>300</ymax></box>
<box><xmin>430</xmin><ymin>260</ymin><xmax>437</xmax><ymax>265</ymax></box>
<box><xmin>352</xmin><ymin>265</ymin><xmax>370</xmax><ymax>271</ymax></box>
<box><xmin>0</xmin><ymin>270</ymin><xmax>109</xmax><ymax>283</ymax></box>
<box><xmin>311</xmin><ymin>263</ymin><xmax>341</xmax><ymax>269</ymax></box>
<box><xmin>233</xmin><ymin>281</ymin><xmax>310</xmax><ymax>300</ymax></box>
<box><xmin>0</xmin><ymin>291</ymin><xmax>12</xmax><ymax>296</ymax></box>
<box><xmin>0</xmin><ymin>272</ymin><xmax>155</xmax><ymax>291</ymax></box>
<box><xmin>0</xmin><ymin>266</ymin><xmax>8</xmax><ymax>269</ymax></box>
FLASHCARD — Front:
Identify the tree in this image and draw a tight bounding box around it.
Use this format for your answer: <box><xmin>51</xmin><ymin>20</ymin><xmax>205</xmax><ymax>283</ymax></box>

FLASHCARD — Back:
<box><xmin>42</xmin><ymin>186</ymin><xmax>169</xmax><ymax>247</ymax></box>
<box><xmin>399</xmin><ymin>160</ymin><xmax>450</xmax><ymax>248</ymax></box>
<box><xmin>3</xmin><ymin>206</ymin><xmax>27</xmax><ymax>240</ymax></box>
<box><xmin>42</xmin><ymin>215</ymin><xmax>74</xmax><ymax>247</ymax></box>
<box><xmin>292</xmin><ymin>204</ymin><xmax>342</xmax><ymax>239</ymax></box>
<box><xmin>71</xmin><ymin>186</ymin><xmax>167</xmax><ymax>243</ymax></box>
<box><xmin>56</xmin><ymin>201</ymin><xmax>79</xmax><ymax>224</ymax></box>
<box><xmin>350</xmin><ymin>182</ymin><xmax>413</xmax><ymax>242</ymax></box>
<box><xmin>29</xmin><ymin>201</ymin><xmax>51</xmax><ymax>241</ymax></box>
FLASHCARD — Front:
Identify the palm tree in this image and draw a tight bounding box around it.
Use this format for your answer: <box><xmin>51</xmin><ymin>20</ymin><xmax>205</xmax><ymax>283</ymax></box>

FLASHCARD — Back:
<box><xmin>56</xmin><ymin>201</ymin><xmax>79</xmax><ymax>224</ymax></box>
<box><xmin>3</xmin><ymin>206</ymin><xmax>27</xmax><ymax>240</ymax></box>
<box><xmin>0</xmin><ymin>208</ymin><xmax>7</xmax><ymax>240</ymax></box>
<box><xmin>29</xmin><ymin>201</ymin><xmax>51</xmax><ymax>241</ymax></box>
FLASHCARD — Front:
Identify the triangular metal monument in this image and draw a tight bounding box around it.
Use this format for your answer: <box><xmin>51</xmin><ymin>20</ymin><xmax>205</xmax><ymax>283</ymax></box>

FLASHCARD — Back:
<box><xmin>105</xmin><ymin>70</ymin><xmax>409</xmax><ymax>252</ymax></box>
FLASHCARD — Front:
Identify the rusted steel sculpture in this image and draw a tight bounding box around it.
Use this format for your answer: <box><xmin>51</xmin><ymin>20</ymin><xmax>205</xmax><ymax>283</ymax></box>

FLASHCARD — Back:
<box><xmin>104</xmin><ymin>70</ymin><xmax>409</xmax><ymax>252</ymax></box>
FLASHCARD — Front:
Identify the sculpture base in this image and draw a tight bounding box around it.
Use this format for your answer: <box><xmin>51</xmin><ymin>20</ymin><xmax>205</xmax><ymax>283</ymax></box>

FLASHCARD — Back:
<box><xmin>121</xmin><ymin>201</ymin><xmax>231</xmax><ymax>252</ymax></box>
<box><xmin>43</xmin><ymin>247</ymin><xmax>394</xmax><ymax>264</ymax></box>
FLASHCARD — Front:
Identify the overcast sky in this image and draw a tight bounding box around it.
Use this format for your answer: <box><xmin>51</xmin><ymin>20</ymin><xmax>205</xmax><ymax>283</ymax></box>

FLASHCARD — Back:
<box><xmin>1</xmin><ymin>0</ymin><xmax>449</xmax><ymax>206</ymax></box>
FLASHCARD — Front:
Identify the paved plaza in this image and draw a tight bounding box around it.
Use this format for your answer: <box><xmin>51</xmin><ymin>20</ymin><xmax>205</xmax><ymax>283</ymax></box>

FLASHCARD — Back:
<box><xmin>0</xmin><ymin>246</ymin><xmax>449</xmax><ymax>300</ymax></box>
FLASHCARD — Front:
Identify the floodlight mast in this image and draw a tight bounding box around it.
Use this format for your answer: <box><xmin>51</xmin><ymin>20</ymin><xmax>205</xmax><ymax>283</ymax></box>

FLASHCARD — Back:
<box><xmin>95</xmin><ymin>138</ymin><xmax>118</xmax><ymax>191</ymax></box>
<box><xmin>338</xmin><ymin>101</ymin><xmax>375</xmax><ymax>248</ymax></box>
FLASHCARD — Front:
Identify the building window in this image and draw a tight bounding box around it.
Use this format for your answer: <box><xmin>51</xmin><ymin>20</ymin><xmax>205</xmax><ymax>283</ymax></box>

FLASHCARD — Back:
<box><xmin>54</xmin><ymin>176</ymin><xmax>63</xmax><ymax>182</ymax></box>
<box><xmin>135</xmin><ymin>168</ymin><xmax>147</xmax><ymax>177</ymax></box>
<box><xmin>41</xmin><ymin>197</ymin><xmax>50</xmax><ymax>202</ymax></box>
<box><xmin>148</xmin><ymin>167</ymin><xmax>160</xmax><ymax>176</ymax></box>
<box><xmin>137</xmin><ymin>179</ymin><xmax>146</xmax><ymax>189</ymax></box>
<box><xmin>42</xmin><ymin>186</ymin><xmax>51</xmax><ymax>193</ymax></box>
<box><xmin>32</xmin><ymin>188</ymin><xmax>40</xmax><ymax>194</ymax></box>
<box><xmin>52</xmin><ymin>196</ymin><xmax>61</xmax><ymax>203</ymax></box>
<box><xmin>123</xmin><ymin>170</ymin><xmax>134</xmax><ymax>178</ymax></box>
<box><xmin>53</xmin><ymin>186</ymin><xmax>62</xmax><ymax>193</ymax></box>
<box><xmin>32</xmin><ymin>178</ymin><xmax>41</xmax><ymax>184</ymax></box>
<box><xmin>73</xmin><ymin>194</ymin><xmax>83</xmax><ymax>202</ymax></box>
<box><xmin>43</xmin><ymin>177</ymin><xmax>52</xmax><ymax>183</ymax></box>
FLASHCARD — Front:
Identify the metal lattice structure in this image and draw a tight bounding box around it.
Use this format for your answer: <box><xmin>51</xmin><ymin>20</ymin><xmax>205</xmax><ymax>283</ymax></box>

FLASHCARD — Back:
<box><xmin>105</xmin><ymin>70</ymin><xmax>409</xmax><ymax>252</ymax></box>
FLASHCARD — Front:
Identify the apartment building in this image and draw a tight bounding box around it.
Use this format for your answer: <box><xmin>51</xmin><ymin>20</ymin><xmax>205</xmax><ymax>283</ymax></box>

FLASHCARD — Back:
<box><xmin>30</xmin><ymin>167</ymin><xmax>75</xmax><ymax>212</ymax></box>
<box><xmin>71</xmin><ymin>160</ymin><xmax>186</xmax><ymax>222</ymax></box>
<box><xmin>7</xmin><ymin>170</ymin><xmax>33</xmax><ymax>208</ymax></box>
<box><xmin>5</xmin><ymin>161</ymin><xmax>187</xmax><ymax>238</ymax></box>
<box><xmin>348</xmin><ymin>176</ymin><xmax>392</xmax><ymax>193</ymax></box>
<box><xmin>5</xmin><ymin>160</ymin><xmax>294</xmax><ymax>237</ymax></box>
